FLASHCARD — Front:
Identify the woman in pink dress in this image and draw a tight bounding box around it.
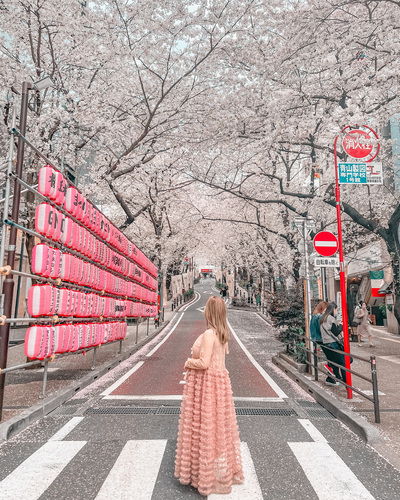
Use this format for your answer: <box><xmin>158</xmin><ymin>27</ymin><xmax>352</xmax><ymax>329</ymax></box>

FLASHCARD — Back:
<box><xmin>175</xmin><ymin>296</ymin><xmax>244</xmax><ymax>495</ymax></box>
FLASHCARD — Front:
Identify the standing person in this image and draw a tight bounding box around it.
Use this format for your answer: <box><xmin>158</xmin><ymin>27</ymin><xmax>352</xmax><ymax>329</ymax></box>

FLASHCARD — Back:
<box><xmin>320</xmin><ymin>302</ymin><xmax>347</xmax><ymax>385</ymax></box>
<box><xmin>310</xmin><ymin>301</ymin><xmax>336</xmax><ymax>385</ymax></box>
<box><xmin>220</xmin><ymin>285</ymin><xmax>227</xmax><ymax>297</ymax></box>
<box><xmin>356</xmin><ymin>302</ymin><xmax>375</xmax><ymax>347</ymax></box>
<box><xmin>175</xmin><ymin>296</ymin><xmax>244</xmax><ymax>495</ymax></box>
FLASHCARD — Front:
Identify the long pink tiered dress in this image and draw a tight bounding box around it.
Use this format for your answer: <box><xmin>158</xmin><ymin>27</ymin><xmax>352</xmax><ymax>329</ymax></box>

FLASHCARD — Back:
<box><xmin>175</xmin><ymin>328</ymin><xmax>244</xmax><ymax>495</ymax></box>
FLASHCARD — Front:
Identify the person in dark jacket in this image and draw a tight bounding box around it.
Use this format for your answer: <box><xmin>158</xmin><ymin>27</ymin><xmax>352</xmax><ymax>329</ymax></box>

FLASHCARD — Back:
<box><xmin>320</xmin><ymin>302</ymin><xmax>347</xmax><ymax>386</ymax></box>
<box><xmin>310</xmin><ymin>301</ymin><xmax>328</xmax><ymax>343</ymax></box>
<box><xmin>310</xmin><ymin>301</ymin><xmax>336</xmax><ymax>385</ymax></box>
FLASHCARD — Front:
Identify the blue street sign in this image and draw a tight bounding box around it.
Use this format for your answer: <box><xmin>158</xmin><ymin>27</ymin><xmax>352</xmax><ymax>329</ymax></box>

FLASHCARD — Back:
<box><xmin>338</xmin><ymin>162</ymin><xmax>367</xmax><ymax>184</ymax></box>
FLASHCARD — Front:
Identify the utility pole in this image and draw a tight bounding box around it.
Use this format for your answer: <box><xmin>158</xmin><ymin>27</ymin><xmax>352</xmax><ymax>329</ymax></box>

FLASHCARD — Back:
<box><xmin>294</xmin><ymin>216</ymin><xmax>315</xmax><ymax>371</ymax></box>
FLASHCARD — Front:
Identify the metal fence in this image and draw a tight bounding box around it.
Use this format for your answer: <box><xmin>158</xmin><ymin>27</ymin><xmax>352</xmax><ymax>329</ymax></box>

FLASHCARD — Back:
<box><xmin>288</xmin><ymin>335</ymin><xmax>380</xmax><ymax>423</ymax></box>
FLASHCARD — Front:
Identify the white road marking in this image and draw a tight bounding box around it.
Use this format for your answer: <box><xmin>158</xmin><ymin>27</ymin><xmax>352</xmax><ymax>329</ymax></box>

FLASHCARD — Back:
<box><xmin>104</xmin><ymin>395</ymin><xmax>183</xmax><ymax>401</ymax></box>
<box><xmin>297</xmin><ymin>419</ymin><xmax>327</xmax><ymax>443</ymax></box>
<box><xmin>101</xmin><ymin>312</ymin><xmax>185</xmax><ymax>397</ymax></box>
<box><xmin>146</xmin><ymin>313</ymin><xmax>184</xmax><ymax>357</ymax></box>
<box><xmin>227</xmin><ymin>319</ymin><xmax>288</xmax><ymax>399</ymax></box>
<box><xmin>378</xmin><ymin>355</ymin><xmax>400</xmax><ymax>365</ymax></box>
<box><xmin>49</xmin><ymin>417</ymin><xmax>85</xmax><ymax>441</ymax></box>
<box><xmin>103</xmin><ymin>395</ymin><xmax>282</xmax><ymax>402</ymax></box>
<box><xmin>0</xmin><ymin>441</ymin><xmax>86</xmax><ymax>500</ymax></box>
<box><xmin>288</xmin><ymin>442</ymin><xmax>375</xmax><ymax>500</ymax></box>
<box><xmin>182</xmin><ymin>291</ymin><xmax>202</xmax><ymax>310</ymax></box>
<box><xmin>233</xmin><ymin>397</ymin><xmax>284</xmax><ymax>403</ymax></box>
<box><xmin>179</xmin><ymin>380</ymin><xmax>186</xmax><ymax>384</ymax></box>
<box><xmin>379</xmin><ymin>337</ymin><xmax>400</xmax><ymax>344</ymax></box>
<box><xmin>208</xmin><ymin>442</ymin><xmax>263</xmax><ymax>499</ymax></box>
<box><xmin>95</xmin><ymin>440</ymin><xmax>167</xmax><ymax>500</ymax></box>
<box><xmin>357</xmin><ymin>389</ymin><xmax>385</xmax><ymax>396</ymax></box>
<box><xmin>100</xmin><ymin>362</ymin><xmax>144</xmax><ymax>396</ymax></box>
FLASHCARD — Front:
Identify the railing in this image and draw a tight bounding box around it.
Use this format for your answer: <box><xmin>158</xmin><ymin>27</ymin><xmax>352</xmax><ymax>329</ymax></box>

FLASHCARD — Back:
<box><xmin>287</xmin><ymin>334</ymin><xmax>380</xmax><ymax>423</ymax></box>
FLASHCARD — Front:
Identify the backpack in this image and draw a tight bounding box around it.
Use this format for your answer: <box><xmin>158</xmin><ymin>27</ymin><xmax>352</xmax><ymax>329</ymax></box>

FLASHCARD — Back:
<box><xmin>353</xmin><ymin>306</ymin><xmax>361</xmax><ymax>325</ymax></box>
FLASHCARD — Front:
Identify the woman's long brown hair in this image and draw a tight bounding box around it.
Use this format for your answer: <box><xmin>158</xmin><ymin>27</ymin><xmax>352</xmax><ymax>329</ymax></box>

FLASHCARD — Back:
<box><xmin>204</xmin><ymin>296</ymin><xmax>230</xmax><ymax>344</ymax></box>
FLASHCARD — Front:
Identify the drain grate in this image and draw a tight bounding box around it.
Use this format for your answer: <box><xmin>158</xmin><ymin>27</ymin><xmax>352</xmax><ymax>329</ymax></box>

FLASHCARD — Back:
<box><xmin>85</xmin><ymin>407</ymin><xmax>298</xmax><ymax>417</ymax></box>
<box><xmin>235</xmin><ymin>408</ymin><xmax>297</xmax><ymax>416</ymax></box>
<box><xmin>86</xmin><ymin>407</ymin><xmax>156</xmax><ymax>415</ymax></box>
<box><xmin>302</xmin><ymin>408</ymin><xmax>335</xmax><ymax>419</ymax></box>
<box><xmin>297</xmin><ymin>400</ymin><xmax>322</xmax><ymax>408</ymax></box>
<box><xmin>156</xmin><ymin>407</ymin><xmax>181</xmax><ymax>415</ymax></box>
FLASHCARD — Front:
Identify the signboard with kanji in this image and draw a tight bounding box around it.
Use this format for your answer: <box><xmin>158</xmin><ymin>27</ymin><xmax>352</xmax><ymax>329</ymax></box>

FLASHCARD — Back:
<box><xmin>338</xmin><ymin>163</ymin><xmax>367</xmax><ymax>184</ymax></box>
<box><xmin>342</xmin><ymin>129</ymin><xmax>374</xmax><ymax>159</ymax></box>
<box><xmin>314</xmin><ymin>256</ymin><xmax>339</xmax><ymax>268</ymax></box>
<box><xmin>366</xmin><ymin>162</ymin><xmax>383</xmax><ymax>185</ymax></box>
<box><xmin>338</xmin><ymin>162</ymin><xmax>383</xmax><ymax>185</ymax></box>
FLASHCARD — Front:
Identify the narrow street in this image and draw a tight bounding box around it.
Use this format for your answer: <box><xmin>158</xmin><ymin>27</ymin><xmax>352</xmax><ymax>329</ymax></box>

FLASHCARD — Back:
<box><xmin>1</xmin><ymin>280</ymin><xmax>400</xmax><ymax>499</ymax></box>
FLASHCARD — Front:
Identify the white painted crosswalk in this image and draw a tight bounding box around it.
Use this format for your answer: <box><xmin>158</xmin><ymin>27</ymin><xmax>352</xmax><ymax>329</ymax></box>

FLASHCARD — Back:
<box><xmin>95</xmin><ymin>440</ymin><xmax>167</xmax><ymax>500</ymax></box>
<box><xmin>0</xmin><ymin>418</ymin><xmax>378</xmax><ymax>500</ymax></box>
<box><xmin>0</xmin><ymin>440</ymin><xmax>86</xmax><ymax>500</ymax></box>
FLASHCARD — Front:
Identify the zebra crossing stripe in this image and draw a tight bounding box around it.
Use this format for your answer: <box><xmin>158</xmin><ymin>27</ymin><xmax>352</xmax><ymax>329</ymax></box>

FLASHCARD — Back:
<box><xmin>290</xmin><ymin>420</ymin><xmax>375</xmax><ymax>499</ymax></box>
<box><xmin>95</xmin><ymin>440</ymin><xmax>167</xmax><ymax>500</ymax></box>
<box><xmin>289</xmin><ymin>442</ymin><xmax>375</xmax><ymax>499</ymax></box>
<box><xmin>49</xmin><ymin>416</ymin><xmax>85</xmax><ymax>441</ymax></box>
<box><xmin>0</xmin><ymin>441</ymin><xmax>86</xmax><ymax>500</ymax></box>
<box><xmin>208</xmin><ymin>442</ymin><xmax>263</xmax><ymax>499</ymax></box>
<box><xmin>297</xmin><ymin>419</ymin><xmax>327</xmax><ymax>443</ymax></box>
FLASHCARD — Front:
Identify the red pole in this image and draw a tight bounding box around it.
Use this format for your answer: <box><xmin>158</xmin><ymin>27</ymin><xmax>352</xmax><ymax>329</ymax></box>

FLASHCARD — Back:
<box><xmin>334</xmin><ymin>127</ymin><xmax>352</xmax><ymax>399</ymax></box>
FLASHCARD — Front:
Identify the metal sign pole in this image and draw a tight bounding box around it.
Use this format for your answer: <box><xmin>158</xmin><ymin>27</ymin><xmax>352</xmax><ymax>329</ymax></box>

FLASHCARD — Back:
<box><xmin>0</xmin><ymin>82</ymin><xmax>31</xmax><ymax>420</ymax></box>
<box><xmin>334</xmin><ymin>126</ymin><xmax>353</xmax><ymax>399</ymax></box>
<box><xmin>0</xmin><ymin>104</ymin><xmax>17</xmax><ymax>313</ymax></box>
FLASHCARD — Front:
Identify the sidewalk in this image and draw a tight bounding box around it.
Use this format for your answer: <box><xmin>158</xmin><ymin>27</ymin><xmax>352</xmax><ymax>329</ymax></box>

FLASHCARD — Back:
<box><xmin>0</xmin><ymin>301</ymin><xmax>181</xmax><ymax>429</ymax></box>
<box><xmin>275</xmin><ymin>323</ymin><xmax>400</xmax><ymax>470</ymax></box>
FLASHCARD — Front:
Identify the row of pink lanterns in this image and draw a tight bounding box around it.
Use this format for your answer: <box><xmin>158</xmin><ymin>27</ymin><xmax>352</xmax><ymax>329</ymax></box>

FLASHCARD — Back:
<box><xmin>38</xmin><ymin>166</ymin><xmax>157</xmax><ymax>278</ymax></box>
<box><xmin>25</xmin><ymin>321</ymin><xmax>128</xmax><ymax>360</ymax></box>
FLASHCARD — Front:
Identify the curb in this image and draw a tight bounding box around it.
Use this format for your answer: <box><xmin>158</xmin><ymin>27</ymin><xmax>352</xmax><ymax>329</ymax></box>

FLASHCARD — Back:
<box><xmin>0</xmin><ymin>320</ymin><xmax>171</xmax><ymax>442</ymax></box>
<box><xmin>272</xmin><ymin>354</ymin><xmax>381</xmax><ymax>445</ymax></box>
<box><xmin>0</xmin><ymin>292</ymin><xmax>199</xmax><ymax>442</ymax></box>
<box><xmin>256</xmin><ymin>311</ymin><xmax>273</xmax><ymax>327</ymax></box>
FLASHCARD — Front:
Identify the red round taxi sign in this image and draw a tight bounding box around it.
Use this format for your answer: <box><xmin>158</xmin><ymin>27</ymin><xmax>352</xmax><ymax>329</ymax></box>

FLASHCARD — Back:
<box><xmin>342</xmin><ymin>129</ymin><xmax>373</xmax><ymax>159</ymax></box>
<box><xmin>313</xmin><ymin>231</ymin><xmax>339</xmax><ymax>257</ymax></box>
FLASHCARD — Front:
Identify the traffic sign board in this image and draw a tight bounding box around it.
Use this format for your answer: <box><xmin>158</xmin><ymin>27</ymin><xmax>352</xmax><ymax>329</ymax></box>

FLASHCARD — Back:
<box><xmin>314</xmin><ymin>256</ymin><xmax>339</xmax><ymax>268</ymax></box>
<box><xmin>313</xmin><ymin>231</ymin><xmax>338</xmax><ymax>257</ymax></box>
<box><xmin>342</xmin><ymin>129</ymin><xmax>373</xmax><ymax>159</ymax></box>
<box><xmin>338</xmin><ymin>162</ymin><xmax>367</xmax><ymax>184</ymax></box>
<box><xmin>338</xmin><ymin>162</ymin><xmax>383</xmax><ymax>185</ymax></box>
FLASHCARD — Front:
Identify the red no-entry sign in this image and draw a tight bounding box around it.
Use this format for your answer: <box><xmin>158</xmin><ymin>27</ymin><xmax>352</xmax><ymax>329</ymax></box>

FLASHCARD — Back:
<box><xmin>313</xmin><ymin>231</ymin><xmax>338</xmax><ymax>257</ymax></box>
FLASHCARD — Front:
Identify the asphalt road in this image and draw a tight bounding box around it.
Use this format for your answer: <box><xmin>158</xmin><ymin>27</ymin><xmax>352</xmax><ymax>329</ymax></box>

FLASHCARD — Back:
<box><xmin>1</xmin><ymin>279</ymin><xmax>400</xmax><ymax>499</ymax></box>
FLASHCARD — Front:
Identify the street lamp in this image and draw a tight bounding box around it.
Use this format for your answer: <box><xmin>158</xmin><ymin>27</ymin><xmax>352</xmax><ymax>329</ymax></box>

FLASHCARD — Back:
<box><xmin>33</xmin><ymin>75</ymin><xmax>54</xmax><ymax>92</ymax></box>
